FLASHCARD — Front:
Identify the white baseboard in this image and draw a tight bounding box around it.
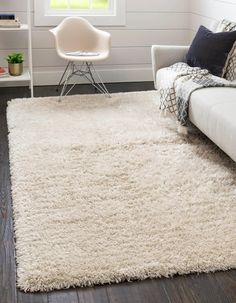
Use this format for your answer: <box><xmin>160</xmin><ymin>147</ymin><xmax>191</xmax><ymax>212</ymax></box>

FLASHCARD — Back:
<box><xmin>34</xmin><ymin>67</ymin><xmax>154</xmax><ymax>86</ymax></box>
<box><xmin>0</xmin><ymin>67</ymin><xmax>153</xmax><ymax>88</ymax></box>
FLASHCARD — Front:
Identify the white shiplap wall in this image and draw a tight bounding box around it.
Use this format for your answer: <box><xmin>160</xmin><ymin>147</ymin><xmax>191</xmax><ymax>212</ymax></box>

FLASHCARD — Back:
<box><xmin>0</xmin><ymin>0</ymin><xmax>190</xmax><ymax>85</ymax></box>
<box><xmin>190</xmin><ymin>0</ymin><xmax>236</xmax><ymax>39</ymax></box>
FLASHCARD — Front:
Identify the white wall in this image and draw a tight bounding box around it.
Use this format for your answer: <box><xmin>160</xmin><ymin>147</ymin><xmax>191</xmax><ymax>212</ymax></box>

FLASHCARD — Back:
<box><xmin>190</xmin><ymin>0</ymin><xmax>236</xmax><ymax>39</ymax></box>
<box><xmin>0</xmin><ymin>0</ymin><xmax>190</xmax><ymax>86</ymax></box>
<box><xmin>1</xmin><ymin>0</ymin><xmax>235</xmax><ymax>86</ymax></box>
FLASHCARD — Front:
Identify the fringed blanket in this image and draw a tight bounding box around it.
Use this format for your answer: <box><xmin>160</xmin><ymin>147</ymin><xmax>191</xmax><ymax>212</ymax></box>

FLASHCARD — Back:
<box><xmin>158</xmin><ymin>62</ymin><xmax>236</xmax><ymax>131</ymax></box>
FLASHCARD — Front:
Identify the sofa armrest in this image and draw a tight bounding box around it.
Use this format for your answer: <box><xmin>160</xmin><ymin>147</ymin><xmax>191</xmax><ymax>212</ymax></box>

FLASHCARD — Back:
<box><xmin>151</xmin><ymin>45</ymin><xmax>189</xmax><ymax>88</ymax></box>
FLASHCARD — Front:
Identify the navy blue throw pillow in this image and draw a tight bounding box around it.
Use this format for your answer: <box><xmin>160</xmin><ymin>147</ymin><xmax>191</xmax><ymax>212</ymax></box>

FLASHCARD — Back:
<box><xmin>186</xmin><ymin>25</ymin><xmax>236</xmax><ymax>77</ymax></box>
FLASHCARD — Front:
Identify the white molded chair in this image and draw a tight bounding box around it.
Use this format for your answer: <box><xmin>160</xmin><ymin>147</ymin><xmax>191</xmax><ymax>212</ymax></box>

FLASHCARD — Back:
<box><xmin>50</xmin><ymin>17</ymin><xmax>111</xmax><ymax>100</ymax></box>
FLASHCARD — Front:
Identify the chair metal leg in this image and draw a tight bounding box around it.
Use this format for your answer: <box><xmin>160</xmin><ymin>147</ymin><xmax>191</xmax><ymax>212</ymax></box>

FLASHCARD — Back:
<box><xmin>58</xmin><ymin>61</ymin><xmax>111</xmax><ymax>100</ymax></box>
<box><xmin>56</xmin><ymin>62</ymin><xmax>70</xmax><ymax>92</ymax></box>
<box><xmin>90</xmin><ymin>63</ymin><xmax>110</xmax><ymax>97</ymax></box>
<box><xmin>59</xmin><ymin>62</ymin><xmax>73</xmax><ymax>102</ymax></box>
<box><xmin>86</xmin><ymin>62</ymin><xmax>96</xmax><ymax>85</ymax></box>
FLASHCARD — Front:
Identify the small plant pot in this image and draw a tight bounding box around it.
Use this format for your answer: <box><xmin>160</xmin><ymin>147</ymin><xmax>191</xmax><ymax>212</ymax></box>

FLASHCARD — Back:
<box><xmin>8</xmin><ymin>62</ymin><xmax>23</xmax><ymax>76</ymax></box>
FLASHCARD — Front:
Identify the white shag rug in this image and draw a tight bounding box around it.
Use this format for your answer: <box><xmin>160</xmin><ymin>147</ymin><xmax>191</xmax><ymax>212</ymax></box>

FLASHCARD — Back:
<box><xmin>7</xmin><ymin>91</ymin><xmax>236</xmax><ymax>292</ymax></box>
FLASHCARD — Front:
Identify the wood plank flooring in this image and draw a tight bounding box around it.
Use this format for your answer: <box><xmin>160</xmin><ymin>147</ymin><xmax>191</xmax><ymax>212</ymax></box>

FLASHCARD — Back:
<box><xmin>0</xmin><ymin>83</ymin><xmax>235</xmax><ymax>303</ymax></box>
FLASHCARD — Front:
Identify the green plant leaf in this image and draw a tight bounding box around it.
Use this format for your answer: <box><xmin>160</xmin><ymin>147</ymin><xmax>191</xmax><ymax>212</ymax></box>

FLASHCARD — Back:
<box><xmin>6</xmin><ymin>52</ymin><xmax>24</xmax><ymax>63</ymax></box>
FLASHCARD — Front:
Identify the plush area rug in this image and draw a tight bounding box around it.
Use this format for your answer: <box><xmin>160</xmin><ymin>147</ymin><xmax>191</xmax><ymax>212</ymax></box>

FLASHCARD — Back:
<box><xmin>7</xmin><ymin>91</ymin><xmax>236</xmax><ymax>292</ymax></box>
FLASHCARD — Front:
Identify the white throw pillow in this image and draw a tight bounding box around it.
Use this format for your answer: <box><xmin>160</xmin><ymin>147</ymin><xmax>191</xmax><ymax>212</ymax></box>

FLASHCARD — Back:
<box><xmin>216</xmin><ymin>19</ymin><xmax>236</xmax><ymax>32</ymax></box>
<box><xmin>224</xmin><ymin>43</ymin><xmax>236</xmax><ymax>81</ymax></box>
<box><xmin>216</xmin><ymin>19</ymin><xmax>236</xmax><ymax>81</ymax></box>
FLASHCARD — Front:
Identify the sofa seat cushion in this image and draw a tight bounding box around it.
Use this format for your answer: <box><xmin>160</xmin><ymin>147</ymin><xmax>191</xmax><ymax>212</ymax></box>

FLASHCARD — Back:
<box><xmin>189</xmin><ymin>87</ymin><xmax>236</xmax><ymax>161</ymax></box>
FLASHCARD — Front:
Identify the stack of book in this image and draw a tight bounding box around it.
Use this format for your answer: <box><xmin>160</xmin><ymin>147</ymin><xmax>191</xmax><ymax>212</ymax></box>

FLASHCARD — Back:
<box><xmin>0</xmin><ymin>67</ymin><xmax>8</xmax><ymax>78</ymax></box>
<box><xmin>0</xmin><ymin>14</ymin><xmax>20</xmax><ymax>28</ymax></box>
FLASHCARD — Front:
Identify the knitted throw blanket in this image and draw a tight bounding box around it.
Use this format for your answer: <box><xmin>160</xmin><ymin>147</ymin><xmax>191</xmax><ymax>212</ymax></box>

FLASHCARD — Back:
<box><xmin>159</xmin><ymin>62</ymin><xmax>236</xmax><ymax>129</ymax></box>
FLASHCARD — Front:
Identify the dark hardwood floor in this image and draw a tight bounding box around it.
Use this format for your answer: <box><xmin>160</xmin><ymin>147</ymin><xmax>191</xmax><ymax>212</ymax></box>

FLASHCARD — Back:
<box><xmin>0</xmin><ymin>82</ymin><xmax>235</xmax><ymax>303</ymax></box>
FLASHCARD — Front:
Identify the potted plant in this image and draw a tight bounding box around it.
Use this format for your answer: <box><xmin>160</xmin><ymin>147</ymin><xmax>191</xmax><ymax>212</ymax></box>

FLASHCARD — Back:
<box><xmin>6</xmin><ymin>52</ymin><xmax>24</xmax><ymax>76</ymax></box>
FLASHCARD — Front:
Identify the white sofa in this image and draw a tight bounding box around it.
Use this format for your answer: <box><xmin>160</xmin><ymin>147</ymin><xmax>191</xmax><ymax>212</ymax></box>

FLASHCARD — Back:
<box><xmin>151</xmin><ymin>44</ymin><xmax>236</xmax><ymax>162</ymax></box>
